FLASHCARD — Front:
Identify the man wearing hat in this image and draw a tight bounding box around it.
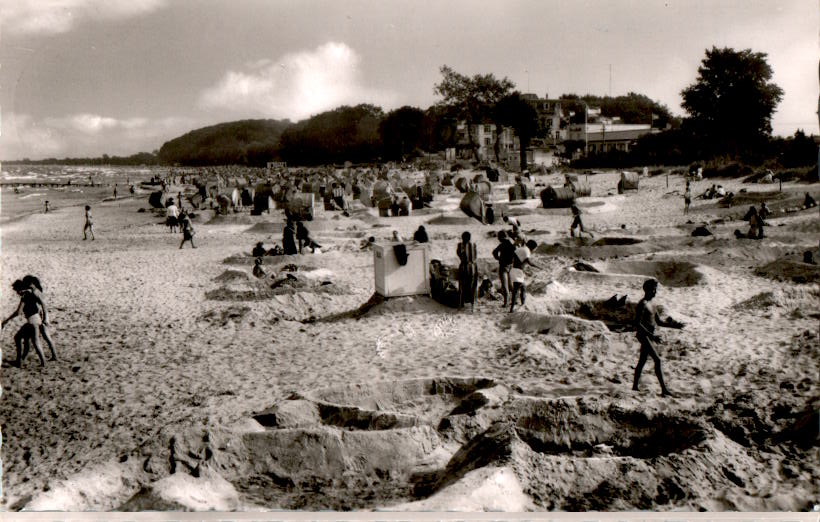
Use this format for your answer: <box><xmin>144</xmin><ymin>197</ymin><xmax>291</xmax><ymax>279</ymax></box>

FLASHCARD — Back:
<box><xmin>633</xmin><ymin>279</ymin><xmax>685</xmax><ymax>397</ymax></box>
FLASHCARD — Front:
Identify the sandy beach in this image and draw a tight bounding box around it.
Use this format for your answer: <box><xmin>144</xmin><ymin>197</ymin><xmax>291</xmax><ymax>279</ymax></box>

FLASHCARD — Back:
<box><xmin>1</xmin><ymin>168</ymin><xmax>818</xmax><ymax>511</ymax></box>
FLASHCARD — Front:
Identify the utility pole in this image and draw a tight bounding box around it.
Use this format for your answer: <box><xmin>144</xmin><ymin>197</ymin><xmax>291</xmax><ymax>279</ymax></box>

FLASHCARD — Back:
<box><xmin>584</xmin><ymin>102</ymin><xmax>588</xmax><ymax>156</ymax></box>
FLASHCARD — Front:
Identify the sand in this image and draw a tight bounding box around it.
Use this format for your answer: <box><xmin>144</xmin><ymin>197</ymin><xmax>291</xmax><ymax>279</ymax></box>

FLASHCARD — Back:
<box><xmin>0</xmin><ymin>169</ymin><xmax>818</xmax><ymax>512</ymax></box>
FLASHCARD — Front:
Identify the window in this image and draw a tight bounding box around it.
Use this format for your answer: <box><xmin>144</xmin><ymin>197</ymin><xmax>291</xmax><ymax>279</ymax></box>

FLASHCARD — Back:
<box><xmin>484</xmin><ymin>124</ymin><xmax>492</xmax><ymax>133</ymax></box>
<box><xmin>484</xmin><ymin>137</ymin><xmax>491</xmax><ymax>146</ymax></box>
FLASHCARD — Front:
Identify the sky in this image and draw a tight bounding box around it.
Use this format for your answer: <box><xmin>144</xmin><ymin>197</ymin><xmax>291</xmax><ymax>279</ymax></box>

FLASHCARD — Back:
<box><xmin>1</xmin><ymin>0</ymin><xmax>817</xmax><ymax>160</ymax></box>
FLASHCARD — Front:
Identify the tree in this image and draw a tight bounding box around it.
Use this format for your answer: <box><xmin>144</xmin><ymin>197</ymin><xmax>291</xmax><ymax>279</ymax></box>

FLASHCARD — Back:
<box><xmin>379</xmin><ymin>106</ymin><xmax>427</xmax><ymax>161</ymax></box>
<box><xmin>681</xmin><ymin>47</ymin><xmax>783</xmax><ymax>158</ymax></box>
<box><xmin>494</xmin><ymin>93</ymin><xmax>539</xmax><ymax>172</ymax></box>
<box><xmin>434</xmin><ymin>65</ymin><xmax>515</xmax><ymax>160</ymax></box>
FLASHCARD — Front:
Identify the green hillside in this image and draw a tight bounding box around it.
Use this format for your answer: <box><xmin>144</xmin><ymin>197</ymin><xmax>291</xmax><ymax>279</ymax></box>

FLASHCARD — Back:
<box><xmin>157</xmin><ymin>119</ymin><xmax>291</xmax><ymax>166</ymax></box>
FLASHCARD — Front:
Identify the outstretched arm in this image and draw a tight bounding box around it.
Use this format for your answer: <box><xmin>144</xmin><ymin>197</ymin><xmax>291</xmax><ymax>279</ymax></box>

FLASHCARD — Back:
<box><xmin>656</xmin><ymin>311</ymin><xmax>684</xmax><ymax>329</ymax></box>
<box><xmin>2</xmin><ymin>301</ymin><xmax>23</xmax><ymax>328</ymax></box>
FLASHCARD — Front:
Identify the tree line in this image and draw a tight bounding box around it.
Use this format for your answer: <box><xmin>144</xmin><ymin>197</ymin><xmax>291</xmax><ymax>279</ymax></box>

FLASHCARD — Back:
<box><xmin>11</xmin><ymin>46</ymin><xmax>816</xmax><ymax>174</ymax></box>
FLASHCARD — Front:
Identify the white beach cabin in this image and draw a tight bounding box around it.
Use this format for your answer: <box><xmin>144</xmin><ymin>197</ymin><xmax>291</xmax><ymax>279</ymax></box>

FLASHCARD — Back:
<box><xmin>373</xmin><ymin>243</ymin><xmax>430</xmax><ymax>297</ymax></box>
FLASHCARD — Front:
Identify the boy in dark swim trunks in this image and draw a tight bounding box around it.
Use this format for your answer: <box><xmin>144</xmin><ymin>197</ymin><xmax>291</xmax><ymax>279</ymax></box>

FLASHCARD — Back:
<box><xmin>632</xmin><ymin>279</ymin><xmax>685</xmax><ymax>397</ymax></box>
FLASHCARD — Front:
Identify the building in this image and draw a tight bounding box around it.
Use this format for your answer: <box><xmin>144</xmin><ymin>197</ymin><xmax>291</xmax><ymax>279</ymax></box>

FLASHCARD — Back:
<box><xmin>456</xmin><ymin>121</ymin><xmax>518</xmax><ymax>161</ymax></box>
<box><xmin>521</xmin><ymin>93</ymin><xmax>566</xmax><ymax>144</ymax></box>
<box><xmin>568</xmin><ymin>121</ymin><xmax>654</xmax><ymax>154</ymax></box>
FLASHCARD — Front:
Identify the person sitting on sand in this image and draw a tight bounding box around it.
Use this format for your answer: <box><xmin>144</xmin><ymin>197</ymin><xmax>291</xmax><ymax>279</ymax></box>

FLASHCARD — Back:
<box><xmin>391</xmin><ymin>230</ymin><xmax>403</xmax><ymax>242</ymax></box>
<box><xmin>492</xmin><ymin>230</ymin><xmax>515</xmax><ymax>307</ymax></box>
<box><xmin>502</xmin><ymin>215</ymin><xmax>521</xmax><ymax>229</ymax></box>
<box><xmin>252</xmin><ymin>242</ymin><xmax>267</xmax><ymax>257</ymax></box>
<box><xmin>83</xmin><ymin>205</ymin><xmax>95</xmax><ymax>240</ymax></box>
<box><xmin>22</xmin><ymin>275</ymin><xmax>57</xmax><ymax>362</ymax></box>
<box><xmin>413</xmin><ymin>225</ymin><xmax>429</xmax><ymax>243</ymax></box>
<box><xmin>508</xmin><ymin>238</ymin><xmax>541</xmax><ymax>313</ymax></box>
<box><xmin>179</xmin><ymin>212</ymin><xmax>196</xmax><ymax>249</ymax></box>
<box><xmin>804</xmin><ymin>192</ymin><xmax>817</xmax><ymax>209</ymax></box>
<box><xmin>716</xmin><ymin>185</ymin><xmax>726</xmax><ymax>197</ymax></box>
<box><xmin>2</xmin><ymin>279</ymin><xmax>48</xmax><ymax>367</ymax></box>
<box><xmin>282</xmin><ymin>219</ymin><xmax>297</xmax><ymax>255</ymax></box>
<box><xmin>570</xmin><ymin>204</ymin><xmax>593</xmax><ymax>238</ymax></box>
<box><xmin>456</xmin><ymin>231</ymin><xmax>478</xmax><ymax>311</ymax></box>
<box><xmin>632</xmin><ymin>279</ymin><xmax>684</xmax><ymax>397</ymax></box>
<box><xmin>252</xmin><ymin>257</ymin><xmax>268</xmax><ymax>278</ymax></box>
<box><xmin>360</xmin><ymin>236</ymin><xmax>376</xmax><ymax>251</ymax></box>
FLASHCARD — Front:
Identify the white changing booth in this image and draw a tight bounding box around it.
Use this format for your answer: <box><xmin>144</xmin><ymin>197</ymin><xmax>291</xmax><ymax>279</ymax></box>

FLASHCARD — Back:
<box><xmin>373</xmin><ymin>243</ymin><xmax>430</xmax><ymax>297</ymax></box>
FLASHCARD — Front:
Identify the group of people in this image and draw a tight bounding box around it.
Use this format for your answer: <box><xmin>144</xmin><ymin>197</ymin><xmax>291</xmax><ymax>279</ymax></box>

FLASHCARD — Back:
<box><xmin>2</xmin><ymin>275</ymin><xmax>57</xmax><ymax>368</ymax></box>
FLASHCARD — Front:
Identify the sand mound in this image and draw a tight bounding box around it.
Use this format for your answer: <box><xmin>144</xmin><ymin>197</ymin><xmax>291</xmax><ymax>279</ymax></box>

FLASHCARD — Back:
<box><xmin>427</xmin><ymin>214</ymin><xmax>478</xmax><ymax>226</ymax></box>
<box><xmin>208</xmin><ymin>213</ymin><xmax>255</xmax><ymax>225</ymax></box>
<box><xmin>245</xmin><ymin>221</ymin><xmax>284</xmax><ymax>234</ymax></box>
<box><xmin>755</xmin><ymin>257</ymin><xmax>820</xmax><ymax>284</ymax></box>
<box><xmin>535</xmin><ymin>239</ymin><xmax>661</xmax><ymax>259</ymax></box>
<box><xmin>213</xmin><ymin>269</ymin><xmax>251</xmax><ymax>283</ymax></box>
<box><xmin>133</xmin><ymin>383</ymin><xmax>790</xmax><ymax>511</ymax></box>
<box><xmin>501</xmin><ymin>312</ymin><xmax>609</xmax><ymax>336</ymax></box>
<box><xmin>601</xmin><ymin>260</ymin><xmax>705</xmax><ymax>287</ymax></box>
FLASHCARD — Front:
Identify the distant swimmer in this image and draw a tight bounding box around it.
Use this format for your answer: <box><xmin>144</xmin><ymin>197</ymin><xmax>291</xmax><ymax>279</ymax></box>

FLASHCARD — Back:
<box><xmin>632</xmin><ymin>279</ymin><xmax>685</xmax><ymax>397</ymax></box>
<box><xmin>83</xmin><ymin>205</ymin><xmax>95</xmax><ymax>240</ymax></box>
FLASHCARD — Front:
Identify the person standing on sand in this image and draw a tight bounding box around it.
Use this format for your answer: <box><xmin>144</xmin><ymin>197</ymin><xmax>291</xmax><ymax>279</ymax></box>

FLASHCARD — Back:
<box><xmin>2</xmin><ymin>279</ymin><xmax>48</xmax><ymax>367</ymax></box>
<box><xmin>683</xmin><ymin>181</ymin><xmax>691</xmax><ymax>215</ymax></box>
<box><xmin>22</xmin><ymin>275</ymin><xmax>58</xmax><ymax>361</ymax></box>
<box><xmin>179</xmin><ymin>212</ymin><xmax>196</xmax><ymax>249</ymax></box>
<box><xmin>44</xmin><ymin>200</ymin><xmax>50</xmax><ymax>213</ymax></box>
<box><xmin>570</xmin><ymin>204</ymin><xmax>593</xmax><ymax>238</ymax></box>
<box><xmin>632</xmin><ymin>279</ymin><xmax>684</xmax><ymax>397</ymax></box>
<box><xmin>113</xmin><ymin>184</ymin><xmax>118</xmax><ymax>201</ymax></box>
<box><xmin>83</xmin><ymin>205</ymin><xmax>95</xmax><ymax>240</ymax></box>
<box><xmin>283</xmin><ymin>219</ymin><xmax>297</xmax><ymax>255</ymax></box>
<box><xmin>508</xmin><ymin>239</ymin><xmax>541</xmax><ymax>313</ymax></box>
<box><xmin>456</xmin><ymin>231</ymin><xmax>478</xmax><ymax>311</ymax></box>
<box><xmin>492</xmin><ymin>230</ymin><xmax>515</xmax><ymax>307</ymax></box>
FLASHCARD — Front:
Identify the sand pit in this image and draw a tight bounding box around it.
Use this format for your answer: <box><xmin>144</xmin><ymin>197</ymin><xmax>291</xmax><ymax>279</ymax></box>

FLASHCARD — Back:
<box><xmin>598</xmin><ymin>260</ymin><xmax>705</xmax><ymax>287</ymax></box>
<box><xmin>102</xmin><ymin>379</ymin><xmax>818</xmax><ymax>511</ymax></box>
<box><xmin>755</xmin><ymin>256</ymin><xmax>820</xmax><ymax>284</ymax></box>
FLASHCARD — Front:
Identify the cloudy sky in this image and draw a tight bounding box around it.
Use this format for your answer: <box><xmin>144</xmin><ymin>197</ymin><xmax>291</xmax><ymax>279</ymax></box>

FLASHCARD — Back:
<box><xmin>1</xmin><ymin>0</ymin><xmax>817</xmax><ymax>160</ymax></box>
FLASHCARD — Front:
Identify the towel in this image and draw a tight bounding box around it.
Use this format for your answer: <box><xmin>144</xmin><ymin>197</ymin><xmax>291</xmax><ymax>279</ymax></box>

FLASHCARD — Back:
<box><xmin>393</xmin><ymin>244</ymin><xmax>409</xmax><ymax>266</ymax></box>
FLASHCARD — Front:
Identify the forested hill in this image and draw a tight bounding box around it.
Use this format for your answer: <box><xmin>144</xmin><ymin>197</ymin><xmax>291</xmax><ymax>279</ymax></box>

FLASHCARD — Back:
<box><xmin>157</xmin><ymin>119</ymin><xmax>291</xmax><ymax>166</ymax></box>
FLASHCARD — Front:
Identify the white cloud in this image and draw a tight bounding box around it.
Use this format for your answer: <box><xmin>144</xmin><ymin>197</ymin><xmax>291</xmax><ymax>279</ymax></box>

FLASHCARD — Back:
<box><xmin>1</xmin><ymin>112</ymin><xmax>68</xmax><ymax>159</ymax></box>
<box><xmin>0</xmin><ymin>0</ymin><xmax>166</xmax><ymax>36</ymax></box>
<box><xmin>200</xmin><ymin>42</ymin><xmax>397</xmax><ymax>121</ymax></box>
<box><xmin>1</xmin><ymin>112</ymin><xmax>195</xmax><ymax>159</ymax></box>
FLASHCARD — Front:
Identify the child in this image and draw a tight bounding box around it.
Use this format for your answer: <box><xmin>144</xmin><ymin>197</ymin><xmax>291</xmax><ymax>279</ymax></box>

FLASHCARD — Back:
<box><xmin>632</xmin><ymin>279</ymin><xmax>685</xmax><ymax>397</ymax></box>
<box><xmin>252</xmin><ymin>258</ymin><xmax>268</xmax><ymax>278</ymax></box>
<box><xmin>179</xmin><ymin>213</ymin><xmax>196</xmax><ymax>249</ymax></box>
<box><xmin>508</xmin><ymin>238</ymin><xmax>541</xmax><ymax>313</ymax></box>
<box><xmin>570</xmin><ymin>204</ymin><xmax>592</xmax><ymax>238</ymax></box>
<box><xmin>2</xmin><ymin>279</ymin><xmax>48</xmax><ymax>367</ymax></box>
<box><xmin>83</xmin><ymin>205</ymin><xmax>95</xmax><ymax>240</ymax></box>
<box><xmin>22</xmin><ymin>275</ymin><xmax>57</xmax><ymax>361</ymax></box>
